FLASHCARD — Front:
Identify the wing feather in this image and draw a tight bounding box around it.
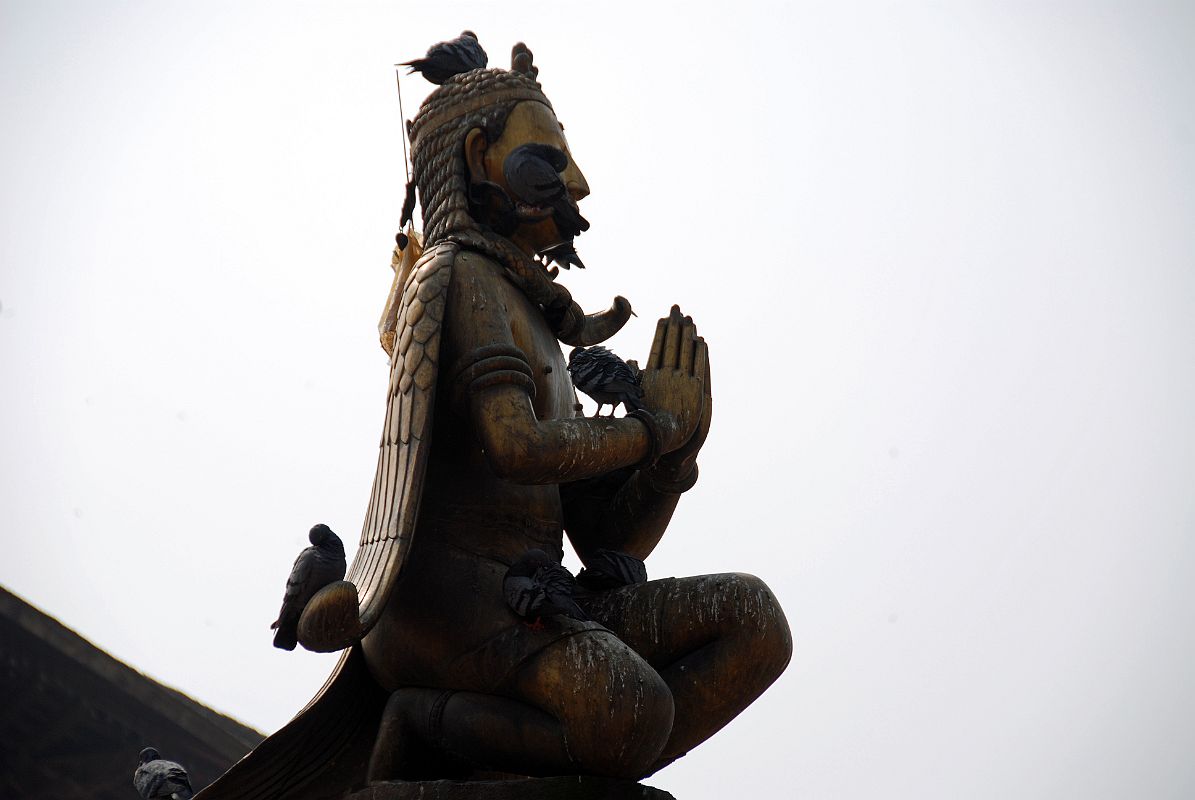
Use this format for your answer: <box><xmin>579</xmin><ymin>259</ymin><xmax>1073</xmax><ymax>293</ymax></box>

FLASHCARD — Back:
<box><xmin>347</xmin><ymin>242</ymin><xmax>455</xmax><ymax>633</ymax></box>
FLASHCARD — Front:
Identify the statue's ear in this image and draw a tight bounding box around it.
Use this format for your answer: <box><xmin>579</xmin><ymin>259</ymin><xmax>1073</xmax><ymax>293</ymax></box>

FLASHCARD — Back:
<box><xmin>464</xmin><ymin>128</ymin><xmax>488</xmax><ymax>183</ymax></box>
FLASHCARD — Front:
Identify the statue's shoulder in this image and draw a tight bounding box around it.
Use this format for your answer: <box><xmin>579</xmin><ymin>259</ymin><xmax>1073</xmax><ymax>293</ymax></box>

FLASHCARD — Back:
<box><xmin>442</xmin><ymin>242</ymin><xmax>504</xmax><ymax>280</ymax></box>
<box><xmin>435</xmin><ymin>242</ymin><xmax>515</xmax><ymax>311</ymax></box>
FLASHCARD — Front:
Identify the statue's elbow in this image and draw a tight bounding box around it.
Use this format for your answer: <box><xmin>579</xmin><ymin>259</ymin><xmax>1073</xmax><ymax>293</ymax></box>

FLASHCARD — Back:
<box><xmin>479</xmin><ymin>423</ymin><xmax>549</xmax><ymax>484</ymax></box>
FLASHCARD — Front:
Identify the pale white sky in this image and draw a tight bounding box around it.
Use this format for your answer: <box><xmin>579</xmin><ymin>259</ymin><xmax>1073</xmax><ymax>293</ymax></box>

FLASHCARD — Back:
<box><xmin>3</xmin><ymin>2</ymin><xmax>1194</xmax><ymax>798</ymax></box>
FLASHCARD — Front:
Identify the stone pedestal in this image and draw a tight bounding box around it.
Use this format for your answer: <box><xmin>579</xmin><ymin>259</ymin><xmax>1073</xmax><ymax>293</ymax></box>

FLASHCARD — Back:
<box><xmin>348</xmin><ymin>777</ymin><xmax>675</xmax><ymax>800</ymax></box>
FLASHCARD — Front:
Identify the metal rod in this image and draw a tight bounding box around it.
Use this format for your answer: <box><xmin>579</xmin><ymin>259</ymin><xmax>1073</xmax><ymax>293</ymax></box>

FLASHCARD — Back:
<box><xmin>394</xmin><ymin>67</ymin><xmax>410</xmax><ymax>183</ymax></box>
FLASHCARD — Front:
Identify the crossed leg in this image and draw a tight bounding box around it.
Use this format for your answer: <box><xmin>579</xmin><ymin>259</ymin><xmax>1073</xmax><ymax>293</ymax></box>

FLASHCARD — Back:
<box><xmin>580</xmin><ymin>572</ymin><xmax>793</xmax><ymax>771</ymax></box>
<box><xmin>369</xmin><ymin>628</ymin><xmax>674</xmax><ymax>781</ymax></box>
<box><xmin>368</xmin><ymin>573</ymin><xmax>790</xmax><ymax>781</ymax></box>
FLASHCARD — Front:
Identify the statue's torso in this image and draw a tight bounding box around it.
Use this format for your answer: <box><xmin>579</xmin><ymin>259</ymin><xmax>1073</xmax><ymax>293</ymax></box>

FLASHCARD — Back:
<box><xmin>362</xmin><ymin>247</ymin><xmax>592</xmax><ymax>692</ymax></box>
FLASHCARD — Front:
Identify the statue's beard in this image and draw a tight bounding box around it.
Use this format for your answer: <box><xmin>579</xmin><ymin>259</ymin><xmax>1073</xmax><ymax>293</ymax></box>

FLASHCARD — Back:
<box><xmin>467</xmin><ymin>180</ymin><xmax>588</xmax><ymax>270</ymax></box>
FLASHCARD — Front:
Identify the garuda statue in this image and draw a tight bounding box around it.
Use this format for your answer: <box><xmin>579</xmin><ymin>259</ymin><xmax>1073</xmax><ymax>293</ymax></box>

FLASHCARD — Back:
<box><xmin>198</xmin><ymin>35</ymin><xmax>791</xmax><ymax>799</ymax></box>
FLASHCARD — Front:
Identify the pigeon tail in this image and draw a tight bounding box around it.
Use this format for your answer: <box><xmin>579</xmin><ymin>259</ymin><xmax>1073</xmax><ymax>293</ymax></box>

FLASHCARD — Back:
<box><xmin>272</xmin><ymin>626</ymin><xmax>299</xmax><ymax>651</ymax></box>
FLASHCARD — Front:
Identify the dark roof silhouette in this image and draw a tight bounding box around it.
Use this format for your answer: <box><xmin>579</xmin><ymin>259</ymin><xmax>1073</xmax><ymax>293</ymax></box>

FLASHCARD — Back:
<box><xmin>0</xmin><ymin>585</ymin><xmax>263</xmax><ymax>799</ymax></box>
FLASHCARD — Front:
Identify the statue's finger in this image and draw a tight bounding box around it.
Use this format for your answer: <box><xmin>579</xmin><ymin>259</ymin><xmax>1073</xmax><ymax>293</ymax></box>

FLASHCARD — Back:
<box><xmin>662</xmin><ymin>306</ymin><xmax>683</xmax><ymax>370</ymax></box>
<box><xmin>698</xmin><ymin>338</ymin><xmax>712</xmax><ymax>399</ymax></box>
<box><xmin>648</xmin><ymin>316</ymin><xmax>669</xmax><ymax>369</ymax></box>
<box><xmin>679</xmin><ymin>322</ymin><xmax>696</xmax><ymax>376</ymax></box>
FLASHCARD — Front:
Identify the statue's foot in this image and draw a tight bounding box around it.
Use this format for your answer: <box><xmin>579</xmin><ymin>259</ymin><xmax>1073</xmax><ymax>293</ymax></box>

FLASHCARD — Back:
<box><xmin>369</xmin><ymin>689</ymin><xmax>467</xmax><ymax>783</ymax></box>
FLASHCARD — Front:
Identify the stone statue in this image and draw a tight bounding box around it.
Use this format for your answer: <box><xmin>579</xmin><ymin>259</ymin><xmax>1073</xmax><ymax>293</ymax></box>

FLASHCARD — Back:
<box><xmin>198</xmin><ymin>37</ymin><xmax>790</xmax><ymax>800</ymax></box>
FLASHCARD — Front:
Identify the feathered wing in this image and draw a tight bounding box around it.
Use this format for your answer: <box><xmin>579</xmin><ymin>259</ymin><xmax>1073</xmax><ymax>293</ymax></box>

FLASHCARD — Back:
<box><xmin>135</xmin><ymin>762</ymin><xmax>191</xmax><ymax>799</ymax></box>
<box><xmin>272</xmin><ymin>549</ymin><xmax>313</xmax><ymax>627</ymax></box>
<box><xmin>193</xmin><ymin>647</ymin><xmax>386</xmax><ymax>800</ymax></box>
<box><xmin>194</xmin><ymin>244</ymin><xmax>455</xmax><ymax>800</ymax></box>
<box><xmin>350</xmin><ymin>241</ymin><xmax>454</xmax><ymax>635</ymax></box>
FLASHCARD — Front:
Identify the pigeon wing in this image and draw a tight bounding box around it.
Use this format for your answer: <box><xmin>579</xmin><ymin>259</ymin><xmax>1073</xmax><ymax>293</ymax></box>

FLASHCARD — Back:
<box><xmin>278</xmin><ymin>549</ymin><xmax>316</xmax><ymax>611</ymax></box>
<box><xmin>160</xmin><ymin>762</ymin><xmax>193</xmax><ymax>799</ymax></box>
<box><xmin>503</xmin><ymin>575</ymin><xmax>546</xmax><ymax>618</ymax></box>
<box><xmin>135</xmin><ymin>760</ymin><xmax>192</xmax><ymax>799</ymax></box>
<box><xmin>536</xmin><ymin>563</ymin><xmax>588</xmax><ymax>620</ymax></box>
<box><xmin>133</xmin><ymin>765</ymin><xmax>154</xmax><ymax>798</ymax></box>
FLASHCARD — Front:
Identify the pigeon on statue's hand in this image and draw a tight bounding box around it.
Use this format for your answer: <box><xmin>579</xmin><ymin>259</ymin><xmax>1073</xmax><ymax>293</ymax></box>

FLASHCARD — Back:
<box><xmin>504</xmin><ymin>549</ymin><xmax>588</xmax><ymax>624</ymax></box>
<box><xmin>271</xmin><ymin>523</ymin><xmax>347</xmax><ymax>651</ymax></box>
<box><xmin>400</xmin><ymin>31</ymin><xmax>488</xmax><ymax>85</ymax></box>
<box><xmin>134</xmin><ymin>748</ymin><xmax>193</xmax><ymax>800</ymax></box>
<box><xmin>568</xmin><ymin>345</ymin><xmax>645</xmax><ymax>417</ymax></box>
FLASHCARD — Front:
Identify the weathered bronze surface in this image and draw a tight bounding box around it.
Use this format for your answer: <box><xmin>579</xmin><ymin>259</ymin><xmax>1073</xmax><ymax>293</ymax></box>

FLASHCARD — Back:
<box><xmin>198</xmin><ymin>37</ymin><xmax>790</xmax><ymax>800</ymax></box>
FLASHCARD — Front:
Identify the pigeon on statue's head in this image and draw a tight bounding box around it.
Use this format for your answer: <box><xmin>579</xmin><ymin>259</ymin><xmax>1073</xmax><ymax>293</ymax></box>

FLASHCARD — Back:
<box><xmin>400</xmin><ymin>31</ymin><xmax>488</xmax><ymax>85</ymax></box>
<box><xmin>134</xmin><ymin>747</ymin><xmax>193</xmax><ymax>800</ymax></box>
<box><xmin>271</xmin><ymin>523</ymin><xmax>347</xmax><ymax>650</ymax></box>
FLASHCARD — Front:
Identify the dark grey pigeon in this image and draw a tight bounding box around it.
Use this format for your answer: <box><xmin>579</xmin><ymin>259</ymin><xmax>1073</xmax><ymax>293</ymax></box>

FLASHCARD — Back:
<box><xmin>503</xmin><ymin>143</ymin><xmax>590</xmax><ymax>243</ymax></box>
<box><xmin>567</xmin><ymin>346</ymin><xmax>645</xmax><ymax>417</ymax></box>
<box><xmin>134</xmin><ymin>747</ymin><xmax>193</xmax><ymax>800</ymax></box>
<box><xmin>504</xmin><ymin>549</ymin><xmax>588</xmax><ymax>623</ymax></box>
<box><xmin>271</xmin><ymin>523</ymin><xmax>347</xmax><ymax>650</ymax></box>
<box><xmin>576</xmin><ymin>549</ymin><xmax>648</xmax><ymax>592</ymax></box>
<box><xmin>400</xmin><ymin>30</ymin><xmax>488</xmax><ymax>85</ymax></box>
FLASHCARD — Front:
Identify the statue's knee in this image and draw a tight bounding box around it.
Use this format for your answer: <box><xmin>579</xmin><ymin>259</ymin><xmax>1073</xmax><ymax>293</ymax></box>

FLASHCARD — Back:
<box><xmin>570</xmin><ymin>667</ymin><xmax>674</xmax><ymax>779</ymax></box>
<box><xmin>724</xmin><ymin>573</ymin><xmax>792</xmax><ymax>671</ymax></box>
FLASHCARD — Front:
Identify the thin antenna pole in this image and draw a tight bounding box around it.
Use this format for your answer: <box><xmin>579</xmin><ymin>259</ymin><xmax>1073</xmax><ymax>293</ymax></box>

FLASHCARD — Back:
<box><xmin>394</xmin><ymin>67</ymin><xmax>411</xmax><ymax>183</ymax></box>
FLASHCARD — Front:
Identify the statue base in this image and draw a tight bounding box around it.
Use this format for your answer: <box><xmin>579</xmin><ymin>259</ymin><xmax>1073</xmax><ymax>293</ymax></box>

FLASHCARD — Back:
<box><xmin>348</xmin><ymin>777</ymin><xmax>675</xmax><ymax>800</ymax></box>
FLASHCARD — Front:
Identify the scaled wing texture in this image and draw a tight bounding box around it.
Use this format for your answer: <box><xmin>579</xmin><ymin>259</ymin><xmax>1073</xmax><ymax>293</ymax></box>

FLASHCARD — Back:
<box><xmin>347</xmin><ymin>242</ymin><xmax>456</xmax><ymax>634</ymax></box>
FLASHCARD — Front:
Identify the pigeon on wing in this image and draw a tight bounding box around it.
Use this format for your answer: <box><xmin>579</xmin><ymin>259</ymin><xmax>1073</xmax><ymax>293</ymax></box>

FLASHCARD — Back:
<box><xmin>504</xmin><ymin>549</ymin><xmax>588</xmax><ymax>623</ymax></box>
<box><xmin>400</xmin><ymin>31</ymin><xmax>488</xmax><ymax>85</ymax></box>
<box><xmin>567</xmin><ymin>346</ymin><xmax>645</xmax><ymax>417</ymax></box>
<box><xmin>134</xmin><ymin>748</ymin><xmax>193</xmax><ymax>800</ymax></box>
<box><xmin>502</xmin><ymin>143</ymin><xmax>590</xmax><ymax>242</ymax></box>
<box><xmin>576</xmin><ymin>549</ymin><xmax>648</xmax><ymax>591</ymax></box>
<box><xmin>271</xmin><ymin>523</ymin><xmax>347</xmax><ymax>651</ymax></box>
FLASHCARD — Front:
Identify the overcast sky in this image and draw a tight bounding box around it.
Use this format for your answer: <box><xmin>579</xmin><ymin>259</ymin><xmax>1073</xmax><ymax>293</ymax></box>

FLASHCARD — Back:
<box><xmin>3</xmin><ymin>1</ymin><xmax>1194</xmax><ymax>798</ymax></box>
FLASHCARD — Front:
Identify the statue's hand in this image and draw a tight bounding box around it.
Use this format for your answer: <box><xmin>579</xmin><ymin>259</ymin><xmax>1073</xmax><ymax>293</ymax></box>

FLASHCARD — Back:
<box><xmin>640</xmin><ymin>306</ymin><xmax>707</xmax><ymax>455</ymax></box>
<box><xmin>654</xmin><ymin>335</ymin><xmax>711</xmax><ymax>473</ymax></box>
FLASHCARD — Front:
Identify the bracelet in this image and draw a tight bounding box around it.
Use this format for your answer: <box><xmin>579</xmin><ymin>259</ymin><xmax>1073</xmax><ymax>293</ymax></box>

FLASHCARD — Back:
<box><xmin>627</xmin><ymin>408</ymin><xmax>663</xmax><ymax>469</ymax></box>
<box><xmin>644</xmin><ymin>462</ymin><xmax>699</xmax><ymax>494</ymax></box>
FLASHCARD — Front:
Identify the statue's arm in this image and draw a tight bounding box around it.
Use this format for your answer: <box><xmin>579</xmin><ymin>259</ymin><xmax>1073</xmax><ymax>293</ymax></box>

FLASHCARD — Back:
<box><xmin>562</xmin><ymin>312</ymin><xmax>712</xmax><ymax>561</ymax></box>
<box><xmin>472</xmin><ymin>384</ymin><xmax>654</xmax><ymax>483</ymax></box>
<box><xmin>560</xmin><ymin>468</ymin><xmax>683</xmax><ymax>561</ymax></box>
<box><xmin>448</xmin><ymin>255</ymin><xmax>666</xmax><ymax>484</ymax></box>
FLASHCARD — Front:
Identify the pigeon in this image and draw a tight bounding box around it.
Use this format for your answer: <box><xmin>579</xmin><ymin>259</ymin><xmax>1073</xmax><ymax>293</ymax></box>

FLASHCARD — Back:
<box><xmin>271</xmin><ymin>523</ymin><xmax>347</xmax><ymax>651</ymax></box>
<box><xmin>134</xmin><ymin>748</ymin><xmax>193</xmax><ymax>800</ymax></box>
<box><xmin>400</xmin><ymin>31</ymin><xmax>488</xmax><ymax>85</ymax></box>
<box><xmin>503</xmin><ymin>549</ymin><xmax>588</xmax><ymax>623</ymax></box>
<box><xmin>567</xmin><ymin>346</ymin><xmax>645</xmax><ymax>417</ymax></box>
<box><xmin>576</xmin><ymin>549</ymin><xmax>648</xmax><ymax>592</ymax></box>
<box><xmin>502</xmin><ymin>143</ymin><xmax>590</xmax><ymax>241</ymax></box>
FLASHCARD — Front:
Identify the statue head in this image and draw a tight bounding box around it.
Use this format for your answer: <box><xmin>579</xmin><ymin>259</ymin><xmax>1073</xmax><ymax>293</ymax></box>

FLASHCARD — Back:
<box><xmin>401</xmin><ymin>39</ymin><xmax>633</xmax><ymax>346</ymax></box>
<box><xmin>408</xmin><ymin>45</ymin><xmax>588</xmax><ymax>260</ymax></box>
